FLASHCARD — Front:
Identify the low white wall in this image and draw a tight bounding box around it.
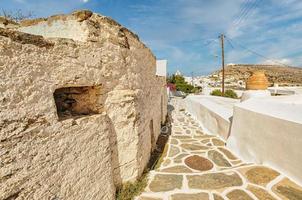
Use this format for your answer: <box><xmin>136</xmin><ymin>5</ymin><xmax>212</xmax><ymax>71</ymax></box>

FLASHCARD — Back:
<box><xmin>268</xmin><ymin>86</ymin><xmax>302</xmax><ymax>95</ymax></box>
<box><xmin>227</xmin><ymin>95</ymin><xmax>302</xmax><ymax>185</ymax></box>
<box><xmin>185</xmin><ymin>95</ymin><xmax>239</xmax><ymax>140</ymax></box>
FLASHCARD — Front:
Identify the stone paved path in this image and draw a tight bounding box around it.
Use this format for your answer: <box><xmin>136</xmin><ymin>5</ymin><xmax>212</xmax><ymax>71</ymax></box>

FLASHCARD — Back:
<box><xmin>136</xmin><ymin>98</ymin><xmax>302</xmax><ymax>200</ymax></box>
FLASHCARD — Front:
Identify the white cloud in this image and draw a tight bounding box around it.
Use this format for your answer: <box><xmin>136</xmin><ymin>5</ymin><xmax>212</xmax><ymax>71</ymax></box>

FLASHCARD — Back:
<box><xmin>262</xmin><ymin>58</ymin><xmax>293</xmax><ymax>66</ymax></box>
<box><xmin>219</xmin><ymin>0</ymin><xmax>302</xmax><ymax>68</ymax></box>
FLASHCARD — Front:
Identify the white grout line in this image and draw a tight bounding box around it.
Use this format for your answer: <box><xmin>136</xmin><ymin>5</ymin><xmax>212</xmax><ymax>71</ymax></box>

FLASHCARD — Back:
<box><xmin>209</xmin><ymin>193</ymin><xmax>214</xmax><ymax>200</ymax></box>
<box><xmin>182</xmin><ymin>175</ymin><xmax>189</xmax><ymax>191</ymax></box>
<box><xmin>244</xmin><ymin>189</ymin><xmax>260</xmax><ymax>200</ymax></box>
<box><xmin>267</xmin><ymin>174</ymin><xmax>284</xmax><ymax>191</ymax></box>
<box><xmin>266</xmin><ymin>174</ymin><xmax>284</xmax><ymax>200</ymax></box>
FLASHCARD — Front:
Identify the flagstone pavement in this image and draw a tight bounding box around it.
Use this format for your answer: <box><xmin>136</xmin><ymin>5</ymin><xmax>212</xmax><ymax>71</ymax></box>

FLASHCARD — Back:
<box><xmin>136</xmin><ymin>98</ymin><xmax>302</xmax><ymax>200</ymax></box>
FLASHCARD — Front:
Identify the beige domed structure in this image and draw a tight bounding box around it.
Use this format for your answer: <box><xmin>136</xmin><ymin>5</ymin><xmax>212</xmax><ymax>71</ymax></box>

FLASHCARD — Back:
<box><xmin>246</xmin><ymin>71</ymin><xmax>269</xmax><ymax>90</ymax></box>
<box><xmin>241</xmin><ymin>71</ymin><xmax>271</xmax><ymax>102</ymax></box>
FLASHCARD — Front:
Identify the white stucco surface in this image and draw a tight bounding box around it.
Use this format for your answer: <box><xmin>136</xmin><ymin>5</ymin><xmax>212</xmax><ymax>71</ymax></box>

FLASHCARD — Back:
<box><xmin>185</xmin><ymin>95</ymin><xmax>239</xmax><ymax>140</ymax></box>
<box><xmin>156</xmin><ymin>60</ymin><xmax>167</xmax><ymax>77</ymax></box>
<box><xmin>19</xmin><ymin>20</ymin><xmax>89</xmax><ymax>42</ymax></box>
<box><xmin>268</xmin><ymin>86</ymin><xmax>302</xmax><ymax>95</ymax></box>
<box><xmin>240</xmin><ymin>90</ymin><xmax>271</xmax><ymax>102</ymax></box>
<box><xmin>227</xmin><ymin>95</ymin><xmax>302</xmax><ymax>185</ymax></box>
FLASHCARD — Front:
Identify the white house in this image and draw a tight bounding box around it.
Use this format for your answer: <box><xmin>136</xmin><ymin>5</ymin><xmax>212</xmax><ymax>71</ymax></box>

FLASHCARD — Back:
<box><xmin>156</xmin><ymin>60</ymin><xmax>167</xmax><ymax>77</ymax></box>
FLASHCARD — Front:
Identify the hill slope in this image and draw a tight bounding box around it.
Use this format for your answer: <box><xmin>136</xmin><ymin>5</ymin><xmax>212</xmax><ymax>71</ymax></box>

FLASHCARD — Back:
<box><xmin>212</xmin><ymin>64</ymin><xmax>302</xmax><ymax>86</ymax></box>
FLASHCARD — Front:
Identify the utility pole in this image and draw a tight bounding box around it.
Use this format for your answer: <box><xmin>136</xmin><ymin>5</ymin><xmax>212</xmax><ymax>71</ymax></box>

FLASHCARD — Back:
<box><xmin>219</xmin><ymin>34</ymin><xmax>225</xmax><ymax>95</ymax></box>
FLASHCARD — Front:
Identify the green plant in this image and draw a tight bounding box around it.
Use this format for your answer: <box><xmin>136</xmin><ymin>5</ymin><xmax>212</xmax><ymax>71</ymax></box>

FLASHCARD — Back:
<box><xmin>210</xmin><ymin>89</ymin><xmax>238</xmax><ymax>99</ymax></box>
<box><xmin>210</xmin><ymin>89</ymin><xmax>223</xmax><ymax>96</ymax></box>
<box><xmin>224</xmin><ymin>89</ymin><xmax>238</xmax><ymax>99</ymax></box>
<box><xmin>176</xmin><ymin>83</ymin><xmax>194</xmax><ymax>93</ymax></box>
<box><xmin>167</xmin><ymin>74</ymin><xmax>200</xmax><ymax>94</ymax></box>
<box><xmin>116</xmin><ymin>172</ymin><xmax>148</xmax><ymax>200</ymax></box>
<box><xmin>191</xmin><ymin>87</ymin><xmax>200</xmax><ymax>94</ymax></box>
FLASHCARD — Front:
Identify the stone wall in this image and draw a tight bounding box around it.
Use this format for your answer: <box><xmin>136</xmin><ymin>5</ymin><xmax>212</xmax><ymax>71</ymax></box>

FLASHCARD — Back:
<box><xmin>0</xmin><ymin>10</ymin><xmax>167</xmax><ymax>200</ymax></box>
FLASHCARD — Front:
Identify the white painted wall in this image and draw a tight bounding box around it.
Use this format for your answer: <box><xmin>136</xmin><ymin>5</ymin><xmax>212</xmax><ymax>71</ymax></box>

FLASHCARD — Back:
<box><xmin>156</xmin><ymin>60</ymin><xmax>167</xmax><ymax>77</ymax></box>
<box><xmin>268</xmin><ymin>86</ymin><xmax>302</xmax><ymax>95</ymax></box>
<box><xmin>240</xmin><ymin>90</ymin><xmax>271</xmax><ymax>102</ymax></box>
<box><xmin>227</xmin><ymin>95</ymin><xmax>302</xmax><ymax>185</ymax></box>
<box><xmin>185</xmin><ymin>95</ymin><xmax>239</xmax><ymax>140</ymax></box>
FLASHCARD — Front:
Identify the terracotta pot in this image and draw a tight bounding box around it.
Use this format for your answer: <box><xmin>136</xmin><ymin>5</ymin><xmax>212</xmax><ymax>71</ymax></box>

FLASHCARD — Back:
<box><xmin>246</xmin><ymin>71</ymin><xmax>269</xmax><ymax>90</ymax></box>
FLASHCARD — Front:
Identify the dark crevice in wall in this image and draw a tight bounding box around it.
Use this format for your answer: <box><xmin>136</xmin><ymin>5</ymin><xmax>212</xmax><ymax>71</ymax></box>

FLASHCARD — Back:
<box><xmin>147</xmin><ymin>109</ymin><xmax>171</xmax><ymax>170</ymax></box>
<box><xmin>149</xmin><ymin>119</ymin><xmax>155</xmax><ymax>151</ymax></box>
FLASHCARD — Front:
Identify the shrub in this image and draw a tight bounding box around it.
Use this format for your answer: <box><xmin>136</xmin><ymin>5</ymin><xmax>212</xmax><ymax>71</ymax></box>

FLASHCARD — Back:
<box><xmin>210</xmin><ymin>89</ymin><xmax>238</xmax><ymax>99</ymax></box>
<box><xmin>225</xmin><ymin>89</ymin><xmax>238</xmax><ymax>99</ymax></box>
<box><xmin>167</xmin><ymin>74</ymin><xmax>200</xmax><ymax>94</ymax></box>
<box><xmin>210</xmin><ymin>89</ymin><xmax>223</xmax><ymax>97</ymax></box>
<box><xmin>191</xmin><ymin>87</ymin><xmax>201</xmax><ymax>94</ymax></box>
<box><xmin>176</xmin><ymin>83</ymin><xmax>194</xmax><ymax>93</ymax></box>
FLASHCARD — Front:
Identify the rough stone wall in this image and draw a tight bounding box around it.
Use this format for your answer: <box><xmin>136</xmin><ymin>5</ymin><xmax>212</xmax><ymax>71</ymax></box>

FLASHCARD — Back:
<box><xmin>0</xmin><ymin>10</ymin><xmax>167</xmax><ymax>199</ymax></box>
<box><xmin>0</xmin><ymin>114</ymin><xmax>115</xmax><ymax>200</ymax></box>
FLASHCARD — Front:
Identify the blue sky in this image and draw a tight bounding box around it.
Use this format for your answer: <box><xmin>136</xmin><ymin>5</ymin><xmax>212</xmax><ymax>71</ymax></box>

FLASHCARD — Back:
<box><xmin>1</xmin><ymin>0</ymin><xmax>302</xmax><ymax>75</ymax></box>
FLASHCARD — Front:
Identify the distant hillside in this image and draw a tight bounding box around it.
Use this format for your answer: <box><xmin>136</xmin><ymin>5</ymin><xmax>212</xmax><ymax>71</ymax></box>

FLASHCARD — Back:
<box><xmin>212</xmin><ymin>64</ymin><xmax>302</xmax><ymax>86</ymax></box>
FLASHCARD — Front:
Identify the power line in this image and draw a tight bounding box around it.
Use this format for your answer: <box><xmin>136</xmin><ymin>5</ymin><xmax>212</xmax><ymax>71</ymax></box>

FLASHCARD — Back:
<box><xmin>229</xmin><ymin>0</ymin><xmax>251</xmax><ymax>30</ymax></box>
<box><xmin>229</xmin><ymin>0</ymin><xmax>261</xmax><ymax>31</ymax></box>
<box><xmin>180</xmin><ymin>37</ymin><xmax>219</xmax><ymax>56</ymax></box>
<box><xmin>231</xmin><ymin>0</ymin><xmax>251</xmax><ymax>26</ymax></box>
<box><xmin>225</xmin><ymin>37</ymin><xmax>235</xmax><ymax>49</ymax></box>
<box><xmin>235</xmin><ymin>0</ymin><xmax>261</xmax><ymax>28</ymax></box>
<box><xmin>213</xmin><ymin>49</ymin><xmax>253</xmax><ymax>64</ymax></box>
<box><xmin>236</xmin><ymin>0</ymin><xmax>259</xmax><ymax>26</ymax></box>
<box><xmin>225</xmin><ymin>36</ymin><xmax>290</xmax><ymax>67</ymax></box>
<box><xmin>180</xmin><ymin>38</ymin><xmax>218</xmax><ymax>46</ymax></box>
<box><xmin>203</xmin><ymin>39</ymin><xmax>218</xmax><ymax>47</ymax></box>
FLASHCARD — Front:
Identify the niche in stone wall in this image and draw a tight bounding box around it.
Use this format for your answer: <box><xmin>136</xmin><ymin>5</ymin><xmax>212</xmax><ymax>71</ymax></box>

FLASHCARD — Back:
<box><xmin>53</xmin><ymin>86</ymin><xmax>103</xmax><ymax>120</ymax></box>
